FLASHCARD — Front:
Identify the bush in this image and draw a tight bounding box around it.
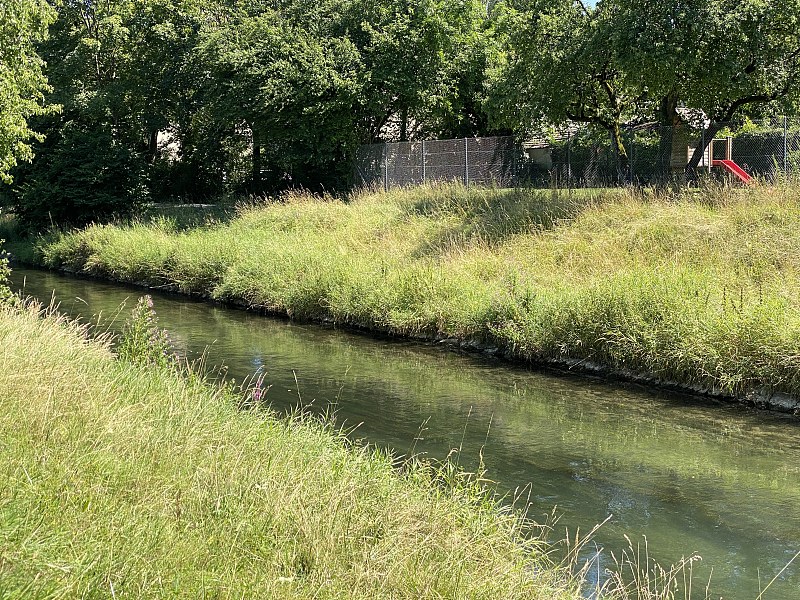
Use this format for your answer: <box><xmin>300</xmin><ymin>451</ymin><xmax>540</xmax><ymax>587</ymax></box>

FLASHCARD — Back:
<box><xmin>0</xmin><ymin>240</ymin><xmax>11</xmax><ymax>304</ymax></box>
<box><xmin>9</xmin><ymin>121</ymin><xmax>149</xmax><ymax>231</ymax></box>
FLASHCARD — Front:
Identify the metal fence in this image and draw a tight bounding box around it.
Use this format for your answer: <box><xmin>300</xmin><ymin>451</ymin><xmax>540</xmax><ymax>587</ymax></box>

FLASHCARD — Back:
<box><xmin>354</xmin><ymin>117</ymin><xmax>800</xmax><ymax>189</ymax></box>
<box><xmin>354</xmin><ymin>136</ymin><xmax>517</xmax><ymax>190</ymax></box>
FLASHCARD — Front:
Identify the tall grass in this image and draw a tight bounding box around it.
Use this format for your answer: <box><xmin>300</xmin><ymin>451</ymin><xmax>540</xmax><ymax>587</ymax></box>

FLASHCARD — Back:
<box><xmin>15</xmin><ymin>182</ymin><xmax>800</xmax><ymax>398</ymax></box>
<box><xmin>0</xmin><ymin>301</ymin><xmax>584</xmax><ymax>598</ymax></box>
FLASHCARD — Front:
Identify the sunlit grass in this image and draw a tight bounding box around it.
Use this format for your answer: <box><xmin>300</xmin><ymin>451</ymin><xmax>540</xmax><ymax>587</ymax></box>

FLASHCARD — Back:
<box><xmin>0</xmin><ymin>302</ymin><xmax>582</xmax><ymax>598</ymax></box>
<box><xmin>14</xmin><ymin>181</ymin><xmax>800</xmax><ymax>397</ymax></box>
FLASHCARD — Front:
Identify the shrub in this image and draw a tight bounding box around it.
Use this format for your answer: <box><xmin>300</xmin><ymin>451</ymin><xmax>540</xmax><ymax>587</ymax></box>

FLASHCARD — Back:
<box><xmin>9</xmin><ymin>121</ymin><xmax>149</xmax><ymax>231</ymax></box>
<box><xmin>117</xmin><ymin>295</ymin><xmax>174</xmax><ymax>368</ymax></box>
<box><xmin>0</xmin><ymin>240</ymin><xmax>11</xmax><ymax>304</ymax></box>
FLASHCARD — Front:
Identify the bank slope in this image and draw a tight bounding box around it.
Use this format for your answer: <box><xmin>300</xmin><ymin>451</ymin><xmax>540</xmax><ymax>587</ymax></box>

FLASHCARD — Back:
<box><xmin>16</xmin><ymin>183</ymin><xmax>800</xmax><ymax>404</ymax></box>
<box><xmin>0</xmin><ymin>303</ymin><xmax>579</xmax><ymax>599</ymax></box>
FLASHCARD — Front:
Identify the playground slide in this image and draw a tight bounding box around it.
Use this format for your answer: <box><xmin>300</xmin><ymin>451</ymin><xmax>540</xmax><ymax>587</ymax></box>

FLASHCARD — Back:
<box><xmin>712</xmin><ymin>159</ymin><xmax>752</xmax><ymax>183</ymax></box>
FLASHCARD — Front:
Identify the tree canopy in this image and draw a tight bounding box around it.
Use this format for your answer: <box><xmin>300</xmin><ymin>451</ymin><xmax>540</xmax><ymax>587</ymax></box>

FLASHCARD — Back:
<box><xmin>0</xmin><ymin>0</ymin><xmax>56</xmax><ymax>183</ymax></box>
<box><xmin>487</xmin><ymin>0</ymin><xmax>642</xmax><ymax>177</ymax></box>
<box><xmin>195</xmin><ymin>10</ymin><xmax>363</xmax><ymax>190</ymax></box>
<box><xmin>488</xmin><ymin>0</ymin><xmax>800</xmax><ymax>176</ymax></box>
<box><xmin>2</xmin><ymin>0</ymin><xmax>800</xmax><ymax>228</ymax></box>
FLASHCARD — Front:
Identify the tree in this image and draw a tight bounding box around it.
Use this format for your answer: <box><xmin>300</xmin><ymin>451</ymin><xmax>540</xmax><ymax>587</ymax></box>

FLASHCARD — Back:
<box><xmin>489</xmin><ymin>0</ymin><xmax>800</xmax><ymax>180</ymax></box>
<box><xmin>8</xmin><ymin>0</ymin><xmax>151</xmax><ymax>228</ymax></box>
<box><xmin>8</xmin><ymin>0</ymin><xmax>215</xmax><ymax>226</ymax></box>
<box><xmin>195</xmin><ymin>10</ymin><xmax>363</xmax><ymax>191</ymax></box>
<box><xmin>487</xmin><ymin>0</ymin><xmax>641</xmax><ymax>179</ymax></box>
<box><xmin>422</xmin><ymin>1</ymin><xmax>501</xmax><ymax>138</ymax></box>
<box><xmin>352</xmin><ymin>0</ymin><xmax>491</xmax><ymax>142</ymax></box>
<box><xmin>610</xmin><ymin>0</ymin><xmax>800</xmax><ymax>172</ymax></box>
<box><xmin>118</xmin><ymin>0</ymin><xmax>215</xmax><ymax>198</ymax></box>
<box><xmin>0</xmin><ymin>0</ymin><xmax>56</xmax><ymax>184</ymax></box>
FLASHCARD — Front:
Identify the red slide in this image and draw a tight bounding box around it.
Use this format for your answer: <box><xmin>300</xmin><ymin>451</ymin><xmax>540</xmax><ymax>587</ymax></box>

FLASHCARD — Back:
<box><xmin>712</xmin><ymin>159</ymin><xmax>752</xmax><ymax>183</ymax></box>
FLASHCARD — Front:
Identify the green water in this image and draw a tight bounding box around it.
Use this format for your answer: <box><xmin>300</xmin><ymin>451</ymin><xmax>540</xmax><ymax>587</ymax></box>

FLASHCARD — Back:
<box><xmin>10</xmin><ymin>267</ymin><xmax>800</xmax><ymax>599</ymax></box>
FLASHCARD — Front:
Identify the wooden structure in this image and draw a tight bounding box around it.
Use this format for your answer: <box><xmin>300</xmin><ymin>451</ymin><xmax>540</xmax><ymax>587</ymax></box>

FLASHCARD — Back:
<box><xmin>709</xmin><ymin>136</ymin><xmax>751</xmax><ymax>183</ymax></box>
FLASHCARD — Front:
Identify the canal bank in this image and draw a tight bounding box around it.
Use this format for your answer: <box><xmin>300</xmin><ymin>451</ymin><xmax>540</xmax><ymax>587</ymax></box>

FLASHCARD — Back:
<box><xmin>12</xmin><ymin>256</ymin><xmax>800</xmax><ymax>415</ymax></box>
<box><xmin>9</xmin><ymin>266</ymin><xmax>800</xmax><ymax>600</ymax></box>
<box><xmin>5</xmin><ymin>184</ymin><xmax>800</xmax><ymax>413</ymax></box>
<box><xmin>0</xmin><ymin>289</ymin><xmax>586</xmax><ymax>599</ymax></box>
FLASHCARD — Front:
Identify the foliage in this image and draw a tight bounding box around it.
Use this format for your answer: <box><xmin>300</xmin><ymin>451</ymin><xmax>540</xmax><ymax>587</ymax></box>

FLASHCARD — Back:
<box><xmin>490</xmin><ymin>2</ymin><xmax>622</xmax><ymax>129</ymax></box>
<box><xmin>5</xmin><ymin>1</ymin><xmax>138</xmax><ymax>226</ymax></box>
<box><xmin>612</xmin><ymin>0</ymin><xmax>800</xmax><ymax>123</ymax></box>
<box><xmin>0</xmin><ymin>0</ymin><xmax>57</xmax><ymax>184</ymax></box>
<box><xmin>11</xmin><ymin>121</ymin><xmax>149</xmax><ymax>230</ymax></box>
<box><xmin>5</xmin><ymin>0</ymin><xmax>207</xmax><ymax>226</ymax></box>
<box><xmin>186</xmin><ymin>0</ymin><xmax>495</xmax><ymax>192</ymax></box>
<box><xmin>3</xmin><ymin>0</ymin><xmax>496</xmax><ymax>205</ymax></box>
<box><xmin>118</xmin><ymin>295</ymin><xmax>175</xmax><ymax>368</ymax></box>
<box><xmin>0</xmin><ymin>240</ymin><xmax>12</xmax><ymax>304</ymax></box>
<box><xmin>194</xmin><ymin>10</ymin><xmax>363</xmax><ymax>192</ymax></box>
<box><xmin>5</xmin><ymin>0</ymin><xmax>800</xmax><ymax>223</ymax></box>
<box><xmin>351</xmin><ymin>0</ymin><xmax>493</xmax><ymax>141</ymax></box>
<box><xmin>487</xmin><ymin>0</ymin><xmax>800</xmax><ymax>176</ymax></box>
<box><xmin>488</xmin><ymin>0</ymin><xmax>644</xmax><ymax>177</ymax></box>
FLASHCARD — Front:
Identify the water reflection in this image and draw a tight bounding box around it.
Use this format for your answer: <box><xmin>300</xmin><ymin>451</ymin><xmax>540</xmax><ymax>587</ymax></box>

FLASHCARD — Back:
<box><xmin>10</xmin><ymin>267</ymin><xmax>800</xmax><ymax>599</ymax></box>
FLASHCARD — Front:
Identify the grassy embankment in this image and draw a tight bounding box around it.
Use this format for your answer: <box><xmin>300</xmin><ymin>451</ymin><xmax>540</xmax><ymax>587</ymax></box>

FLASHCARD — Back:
<box><xmin>8</xmin><ymin>182</ymin><xmax>800</xmax><ymax>399</ymax></box>
<box><xmin>0</xmin><ymin>300</ymin><xmax>583</xmax><ymax>598</ymax></box>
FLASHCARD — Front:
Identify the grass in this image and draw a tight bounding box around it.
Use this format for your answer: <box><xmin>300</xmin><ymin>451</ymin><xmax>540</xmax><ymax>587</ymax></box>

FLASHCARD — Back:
<box><xmin>7</xmin><ymin>181</ymin><xmax>800</xmax><ymax>398</ymax></box>
<box><xmin>0</xmin><ymin>300</ymin><xmax>584</xmax><ymax>598</ymax></box>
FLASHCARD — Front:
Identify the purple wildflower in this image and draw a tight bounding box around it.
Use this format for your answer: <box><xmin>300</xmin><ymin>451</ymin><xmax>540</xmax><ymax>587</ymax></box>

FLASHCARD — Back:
<box><xmin>251</xmin><ymin>373</ymin><xmax>267</xmax><ymax>402</ymax></box>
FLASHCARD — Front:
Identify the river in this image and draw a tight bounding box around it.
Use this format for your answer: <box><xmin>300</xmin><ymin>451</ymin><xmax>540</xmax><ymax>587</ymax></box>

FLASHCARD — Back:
<box><xmin>10</xmin><ymin>266</ymin><xmax>800</xmax><ymax>599</ymax></box>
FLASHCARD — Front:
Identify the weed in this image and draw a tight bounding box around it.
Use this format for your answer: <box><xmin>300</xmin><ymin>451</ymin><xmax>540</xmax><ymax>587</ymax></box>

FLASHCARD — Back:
<box><xmin>117</xmin><ymin>295</ymin><xmax>175</xmax><ymax>368</ymax></box>
<box><xmin>0</xmin><ymin>239</ymin><xmax>12</xmax><ymax>304</ymax></box>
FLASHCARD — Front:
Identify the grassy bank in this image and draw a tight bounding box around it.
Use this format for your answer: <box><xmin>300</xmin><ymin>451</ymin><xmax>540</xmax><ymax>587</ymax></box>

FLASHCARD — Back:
<box><xmin>8</xmin><ymin>182</ymin><xmax>800</xmax><ymax>399</ymax></box>
<box><xmin>0</xmin><ymin>301</ymin><xmax>583</xmax><ymax>598</ymax></box>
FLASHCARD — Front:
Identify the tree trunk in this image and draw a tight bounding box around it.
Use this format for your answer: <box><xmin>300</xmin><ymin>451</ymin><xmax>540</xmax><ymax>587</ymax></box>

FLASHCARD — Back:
<box><xmin>399</xmin><ymin>106</ymin><xmax>409</xmax><ymax>142</ymax></box>
<box><xmin>657</xmin><ymin>90</ymin><xmax>680</xmax><ymax>180</ymax></box>
<box><xmin>686</xmin><ymin>122</ymin><xmax>724</xmax><ymax>180</ymax></box>
<box><xmin>609</xmin><ymin>122</ymin><xmax>629</xmax><ymax>183</ymax></box>
<box><xmin>147</xmin><ymin>130</ymin><xmax>158</xmax><ymax>164</ymax></box>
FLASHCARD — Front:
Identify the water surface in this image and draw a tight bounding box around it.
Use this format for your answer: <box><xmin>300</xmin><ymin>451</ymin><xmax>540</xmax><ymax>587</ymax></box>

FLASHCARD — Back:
<box><xmin>11</xmin><ymin>267</ymin><xmax>800</xmax><ymax>599</ymax></box>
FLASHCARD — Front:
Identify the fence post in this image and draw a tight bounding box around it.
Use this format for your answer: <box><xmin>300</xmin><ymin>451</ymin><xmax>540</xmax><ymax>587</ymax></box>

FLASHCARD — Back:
<box><xmin>784</xmin><ymin>115</ymin><xmax>789</xmax><ymax>174</ymax></box>
<box><xmin>512</xmin><ymin>139</ymin><xmax>517</xmax><ymax>187</ymax></box>
<box><xmin>566</xmin><ymin>133</ymin><xmax>572</xmax><ymax>186</ymax></box>
<box><xmin>421</xmin><ymin>140</ymin><xmax>426</xmax><ymax>184</ymax></box>
<box><xmin>628</xmin><ymin>130</ymin><xmax>634</xmax><ymax>182</ymax></box>
<box><xmin>464</xmin><ymin>138</ymin><xmax>469</xmax><ymax>187</ymax></box>
<box><xmin>383</xmin><ymin>142</ymin><xmax>389</xmax><ymax>192</ymax></box>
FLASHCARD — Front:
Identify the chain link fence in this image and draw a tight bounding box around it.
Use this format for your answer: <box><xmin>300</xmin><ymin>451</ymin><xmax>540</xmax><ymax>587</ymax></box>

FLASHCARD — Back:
<box><xmin>354</xmin><ymin>136</ymin><xmax>517</xmax><ymax>190</ymax></box>
<box><xmin>354</xmin><ymin>117</ymin><xmax>800</xmax><ymax>189</ymax></box>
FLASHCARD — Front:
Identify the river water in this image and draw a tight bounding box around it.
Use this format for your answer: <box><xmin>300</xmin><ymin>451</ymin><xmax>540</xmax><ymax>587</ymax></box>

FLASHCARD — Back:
<box><xmin>10</xmin><ymin>267</ymin><xmax>800</xmax><ymax>599</ymax></box>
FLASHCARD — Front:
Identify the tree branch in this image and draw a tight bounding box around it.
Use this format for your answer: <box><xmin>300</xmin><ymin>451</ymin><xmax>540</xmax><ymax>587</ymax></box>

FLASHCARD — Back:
<box><xmin>718</xmin><ymin>82</ymin><xmax>791</xmax><ymax>122</ymax></box>
<box><xmin>575</xmin><ymin>0</ymin><xmax>592</xmax><ymax>18</ymax></box>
